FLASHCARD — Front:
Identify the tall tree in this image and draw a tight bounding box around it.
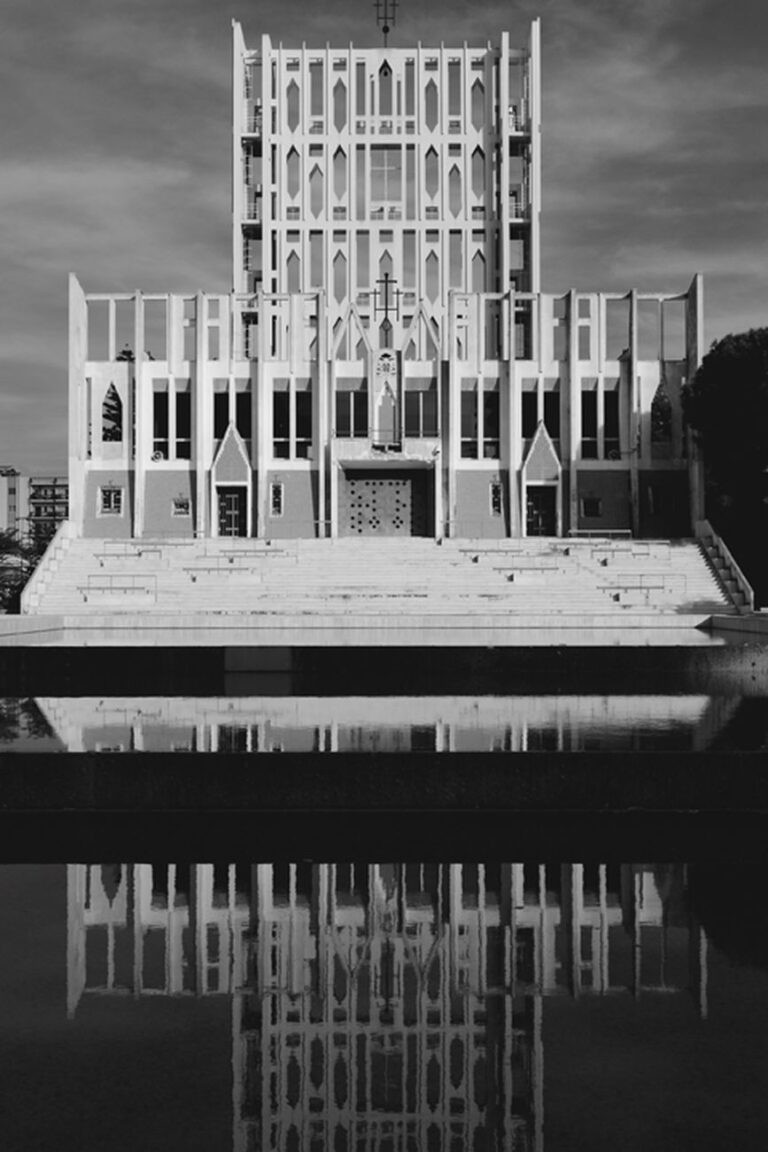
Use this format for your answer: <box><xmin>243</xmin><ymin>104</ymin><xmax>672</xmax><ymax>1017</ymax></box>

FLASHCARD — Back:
<box><xmin>682</xmin><ymin>328</ymin><xmax>768</xmax><ymax>602</ymax></box>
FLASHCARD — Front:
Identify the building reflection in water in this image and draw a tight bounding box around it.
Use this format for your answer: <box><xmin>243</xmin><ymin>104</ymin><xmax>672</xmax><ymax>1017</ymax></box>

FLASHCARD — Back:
<box><xmin>67</xmin><ymin>862</ymin><xmax>708</xmax><ymax>1151</ymax></box>
<box><xmin>39</xmin><ymin>695</ymin><xmax>740</xmax><ymax>753</ymax></box>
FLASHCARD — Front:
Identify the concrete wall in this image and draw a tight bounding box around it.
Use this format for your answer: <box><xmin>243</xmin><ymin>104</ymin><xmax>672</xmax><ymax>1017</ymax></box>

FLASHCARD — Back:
<box><xmin>143</xmin><ymin>471</ymin><xmax>195</xmax><ymax>538</ymax></box>
<box><xmin>82</xmin><ymin>471</ymin><xmax>133</xmax><ymax>538</ymax></box>
<box><xmin>454</xmin><ymin>470</ymin><xmax>508</xmax><ymax>538</ymax></box>
<box><xmin>265</xmin><ymin>469</ymin><xmax>318</xmax><ymax>538</ymax></box>
<box><xmin>638</xmin><ymin>469</ymin><xmax>690</xmax><ymax>538</ymax></box>
<box><xmin>575</xmin><ymin>470</ymin><xmax>631</xmax><ymax>531</ymax></box>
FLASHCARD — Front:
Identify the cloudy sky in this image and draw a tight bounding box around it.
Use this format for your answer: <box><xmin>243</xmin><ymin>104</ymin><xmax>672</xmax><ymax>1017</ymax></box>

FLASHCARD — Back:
<box><xmin>2</xmin><ymin>0</ymin><xmax>768</xmax><ymax>473</ymax></box>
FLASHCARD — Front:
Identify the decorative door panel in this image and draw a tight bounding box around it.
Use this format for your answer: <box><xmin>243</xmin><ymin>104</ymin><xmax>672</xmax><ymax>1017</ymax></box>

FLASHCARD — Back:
<box><xmin>341</xmin><ymin>471</ymin><xmax>428</xmax><ymax>536</ymax></box>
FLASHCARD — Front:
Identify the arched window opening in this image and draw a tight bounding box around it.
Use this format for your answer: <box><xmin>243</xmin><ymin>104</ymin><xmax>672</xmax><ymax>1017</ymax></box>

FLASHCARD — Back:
<box><xmin>102</xmin><ymin>383</ymin><xmax>123</xmax><ymax>442</ymax></box>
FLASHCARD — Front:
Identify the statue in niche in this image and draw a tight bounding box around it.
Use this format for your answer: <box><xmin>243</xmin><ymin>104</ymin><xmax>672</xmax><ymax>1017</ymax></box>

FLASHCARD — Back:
<box><xmin>376</xmin><ymin>384</ymin><xmax>397</xmax><ymax>444</ymax></box>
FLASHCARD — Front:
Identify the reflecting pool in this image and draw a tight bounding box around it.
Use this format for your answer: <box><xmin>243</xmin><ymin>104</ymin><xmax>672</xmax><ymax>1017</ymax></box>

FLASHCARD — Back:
<box><xmin>2</xmin><ymin>693</ymin><xmax>768</xmax><ymax>752</ymax></box>
<box><xmin>3</xmin><ymin>860</ymin><xmax>768</xmax><ymax>1151</ymax></box>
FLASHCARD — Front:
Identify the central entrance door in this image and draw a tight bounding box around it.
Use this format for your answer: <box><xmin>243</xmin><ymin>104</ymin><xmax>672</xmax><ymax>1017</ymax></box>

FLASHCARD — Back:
<box><xmin>341</xmin><ymin>470</ymin><xmax>430</xmax><ymax>536</ymax></box>
<box><xmin>217</xmin><ymin>486</ymin><xmax>247</xmax><ymax>537</ymax></box>
<box><xmin>526</xmin><ymin>486</ymin><xmax>557</xmax><ymax>536</ymax></box>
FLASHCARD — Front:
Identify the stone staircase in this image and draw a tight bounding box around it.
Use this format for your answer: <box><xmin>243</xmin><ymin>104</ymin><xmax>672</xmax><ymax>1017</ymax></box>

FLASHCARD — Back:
<box><xmin>23</xmin><ymin>532</ymin><xmax>740</xmax><ymax>622</ymax></box>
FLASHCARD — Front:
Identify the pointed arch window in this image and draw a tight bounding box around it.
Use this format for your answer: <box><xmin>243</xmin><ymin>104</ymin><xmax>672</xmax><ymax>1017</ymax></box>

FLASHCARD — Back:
<box><xmin>309</xmin><ymin>164</ymin><xmax>324</xmax><ymax>217</ymax></box>
<box><xmin>425</xmin><ymin>251</ymin><xmax>440</xmax><ymax>303</ymax></box>
<box><xmin>425</xmin><ymin>147</ymin><xmax>439</xmax><ymax>198</ymax></box>
<box><xmin>333</xmin><ymin>147</ymin><xmax>347</xmax><ymax>200</ymax></box>
<box><xmin>333</xmin><ymin>251</ymin><xmax>347</xmax><ymax>304</ymax></box>
<box><xmin>449</xmin><ymin>165</ymin><xmax>462</xmax><ymax>217</ymax></box>
<box><xmin>378</xmin><ymin>62</ymin><xmax>393</xmax><ymax>116</ymax></box>
<box><xmin>286</xmin><ymin>148</ymin><xmax>300</xmax><ymax>199</ymax></box>
<box><xmin>471</xmin><ymin>80</ymin><xmax>485</xmax><ymax>131</ymax></box>
<box><xmin>286</xmin><ymin>80</ymin><xmax>300</xmax><ymax>131</ymax></box>
<box><xmin>424</xmin><ymin>79</ymin><xmax>438</xmax><ymax>130</ymax></box>
<box><xmin>101</xmin><ymin>383</ymin><xmax>123</xmax><ymax>442</ymax></box>
<box><xmin>471</xmin><ymin>147</ymin><xmax>485</xmax><ymax>199</ymax></box>
<box><xmin>333</xmin><ymin>80</ymin><xmax>347</xmax><ymax>131</ymax></box>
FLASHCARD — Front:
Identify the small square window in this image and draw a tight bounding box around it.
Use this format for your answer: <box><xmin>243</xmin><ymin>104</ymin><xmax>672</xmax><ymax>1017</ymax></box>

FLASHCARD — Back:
<box><xmin>172</xmin><ymin>497</ymin><xmax>191</xmax><ymax>517</ymax></box>
<box><xmin>580</xmin><ymin>497</ymin><xmax>602</xmax><ymax>518</ymax></box>
<box><xmin>99</xmin><ymin>487</ymin><xmax>123</xmax><ymax>515</ymax></box>
<box><xmin>270</xmin><ymin>482</ymin><xmax>284</xmax><ymax>518</ymax></box>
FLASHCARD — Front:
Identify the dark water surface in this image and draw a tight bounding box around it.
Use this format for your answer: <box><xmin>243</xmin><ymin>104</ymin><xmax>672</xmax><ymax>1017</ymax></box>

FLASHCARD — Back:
<box><xmin>2</xmin><ymin>644</ymin><xmax>768</xmax><ymax>1147</ymax></box>
<box><xmin>3</xmin><ymin>859</ymin><xmax>768</xmax><ymax>1151</ymax></box>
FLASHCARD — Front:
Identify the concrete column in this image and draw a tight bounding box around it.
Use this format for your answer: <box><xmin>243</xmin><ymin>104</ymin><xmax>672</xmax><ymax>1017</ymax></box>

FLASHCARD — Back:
<box><xmin>133</xmin><ymin>292</ymin><xmax>146</xmax><ymax>538</ymax></box>
<box><xmin>567</xmin><ymin>289</ymin><xmax>579</xmax><ymax>535</ymax></box>
<box><xmin>67</xmin><ymin>275</ymin><xmax>88</xmax><ymax>535</ymax></box>
<box><xmin>629</xmin><ymin>291</ymin><xmax>640</xmax><ymax>537</ymax></box>
<box><xmin>195</xmin><ymin>293</ymin><xmax>208</xmax><ymax>537</ymax></box>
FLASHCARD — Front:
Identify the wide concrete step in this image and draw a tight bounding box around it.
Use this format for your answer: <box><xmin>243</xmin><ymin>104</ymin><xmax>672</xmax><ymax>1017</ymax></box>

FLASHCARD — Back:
<box><xmin>28</xmin><ymin>534</ymin><xmax>741</xmax><ymax>620</ymax></box>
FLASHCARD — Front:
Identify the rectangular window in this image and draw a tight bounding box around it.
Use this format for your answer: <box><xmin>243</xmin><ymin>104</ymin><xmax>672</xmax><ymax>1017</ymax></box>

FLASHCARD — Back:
<box><xmin>273</xmin><ymin>391</ymin><xmax>290</xmax><ymax>459</ymax></box>
<box><xmin>235</xmin><ymin>390</ymin><xmax>252</xmax><ymax>442</ymax></box>
<box><xmin>581</xmin><ymin>391</ymin><xmax>598</xmax><ymax>459</ymax></box>
<box><xmin>580</xmin><ymin>497</ymin><xmax>602</xmax><ymax>518</ymax></box>
<box><xmin>172</xmin><ymin>496</ymin><xmax>191</xmax><ymax>517</ymax></box>
<box><xmin>175</xmin><ymin>390</ymin><xmax>191</xmax><ymax>460</ymax></box>
<box><xmin>270</xmin><ymin>482</ymin><xmax>284</xmax><ymax>518</ymax></box>
<box><xmin>295</xmin><ymin>391</ymin><xmax>313</xmax><ymax>458</ymax></box>
<box><xmin>543</xmin><ymin>390</ymin><xmax>560</xmax><ymax>441</ymax></box>
<box><xmin>521</xmin><ymin>391</ymin><xmax>538</xmax><ymax>439</ymax></box>
<box><xmin>336</xmin><ymin>391</ymin><xmax>351</xmax><ymax>436</ymax></box>
<box><xmin>483</xmin><ymin>389</ymin><xmax>500</xmax><ymax>458</ymax></box>
<box><xmin>99</xmin><ymin>487</ymin><xmax>123</xmax><ymax>515</ymax></box>
<box><xmin>152</xmin><ymin>390</ymin><xmax>169</xmax><ymax>459</ymax></box>
<box><xmin>213</xmin><ymin>391</ymin><xmax>229</xmax><ymax>440</ymax></box>
<box><xmin>335</xmin><ymin>388</ymin><xmax>368</xmax><ymax>438</ymax></box>
<box><xmin>404</xmin><ymin>381</ymin><xmax>438</xmax><ymax>438</ymax></box>
<box><xmin>604</xmin><ymin>389</ymin><xmax>620</xmax><ymax>457</ymax></box>
<box><xmin>461</xmin><ymin>389</ymin><xmax>478</xmax><ymax>459</ymax></box>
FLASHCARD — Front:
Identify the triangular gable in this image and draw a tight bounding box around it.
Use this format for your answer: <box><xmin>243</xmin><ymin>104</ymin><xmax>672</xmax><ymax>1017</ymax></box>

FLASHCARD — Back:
<box><xmin>212</xmin><ymin>424</ymin><xmax>251</xmax><ymax>484</ymax></box>
<box><xmin>402</xmin><ymin>304</ymin><xmax>441</xmax><ymax>359</ymax></box>
<box><xmin>333</xmin><ymin>303</ymin><xmax>372</xmax><ymax>358</ymax></box>
<box><xmin>523</xmin><ymin>421</ymin><xmax>561</xmax><ymax>483</ymax></box>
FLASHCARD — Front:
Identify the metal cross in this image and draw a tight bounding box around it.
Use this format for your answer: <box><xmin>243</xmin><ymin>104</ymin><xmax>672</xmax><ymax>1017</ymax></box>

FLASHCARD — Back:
<box><xmin>374</xmin><ymin>0</ymin><xmax>398</xmax><ymax>46</ymax></box>
<box><xmin>374</xmin><ymin>271</ymin><xmax>401</xmax><ymax>323</ymax></box>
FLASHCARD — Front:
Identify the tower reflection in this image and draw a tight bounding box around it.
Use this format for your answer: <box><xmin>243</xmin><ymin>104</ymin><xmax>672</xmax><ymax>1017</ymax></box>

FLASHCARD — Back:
<box><xmin>67</xmin><ymin>863</ymin><xmax>707</xmax><ymax>1151</ymax></box>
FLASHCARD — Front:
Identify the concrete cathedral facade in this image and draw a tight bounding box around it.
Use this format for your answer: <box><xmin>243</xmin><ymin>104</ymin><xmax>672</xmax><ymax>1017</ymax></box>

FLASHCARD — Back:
<box><xmin>67</xmin><ymin>20</ymin><xmax>702</xmax><ymax>541</ymax></box>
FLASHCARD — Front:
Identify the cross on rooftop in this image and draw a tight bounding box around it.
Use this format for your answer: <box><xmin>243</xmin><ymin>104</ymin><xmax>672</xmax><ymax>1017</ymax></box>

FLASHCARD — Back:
<box><xmin>374</xmin><ymin>0</ymin><xmax>398</xmax><ymax>46</ymax></box>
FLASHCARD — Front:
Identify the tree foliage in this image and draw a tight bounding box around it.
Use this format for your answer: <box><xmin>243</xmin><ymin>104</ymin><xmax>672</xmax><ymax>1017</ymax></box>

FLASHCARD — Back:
<box><xmin>0</xmin><ymin>529</ymin><xmax>47</xmax><ymax>613</ymax></box>
<box><xmin>682</xmin><ymin>327</ymin><xmax>768</xmax><ymax>604</ymax></box>
<box><xmin>682</xmin><ymin>327</ymin><xmax>768</xmax><ymax>498</ymax></box>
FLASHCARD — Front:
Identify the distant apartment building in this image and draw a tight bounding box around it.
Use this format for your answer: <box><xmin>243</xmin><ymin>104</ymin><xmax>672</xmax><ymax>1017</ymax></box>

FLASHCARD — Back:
<box><xmin>67</xmin><ymin>20</ymin><xmax>702</xmax><ymax>541</ymax></box>
<box><xmin>0</xmin><ymin>466</ymin><xmax>69</xmax><ymax>543</ymax></box>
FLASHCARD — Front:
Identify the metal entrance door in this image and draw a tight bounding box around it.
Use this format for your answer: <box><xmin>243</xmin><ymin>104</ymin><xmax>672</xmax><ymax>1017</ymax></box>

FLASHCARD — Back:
<box><xmin>526</xmin><ymin>486</ymin><xmax>557</xmax><ymax>536</ymax></box>
<box><xmin>342</xmin><ymin>471</ymin><xmax>429</xmax><ymax>536</ymax></box>
<box><xmin>217</xmin><ymin>487</ymin><xmax>247</xmax><ymax>537</ymax></box>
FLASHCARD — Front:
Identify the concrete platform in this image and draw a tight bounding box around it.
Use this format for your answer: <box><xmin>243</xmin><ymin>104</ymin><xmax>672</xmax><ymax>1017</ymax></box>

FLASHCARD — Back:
<box><xmin>0</xmin><ymin>610</ymin><xmax>734</xmax><ymax>647</ymax></box>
